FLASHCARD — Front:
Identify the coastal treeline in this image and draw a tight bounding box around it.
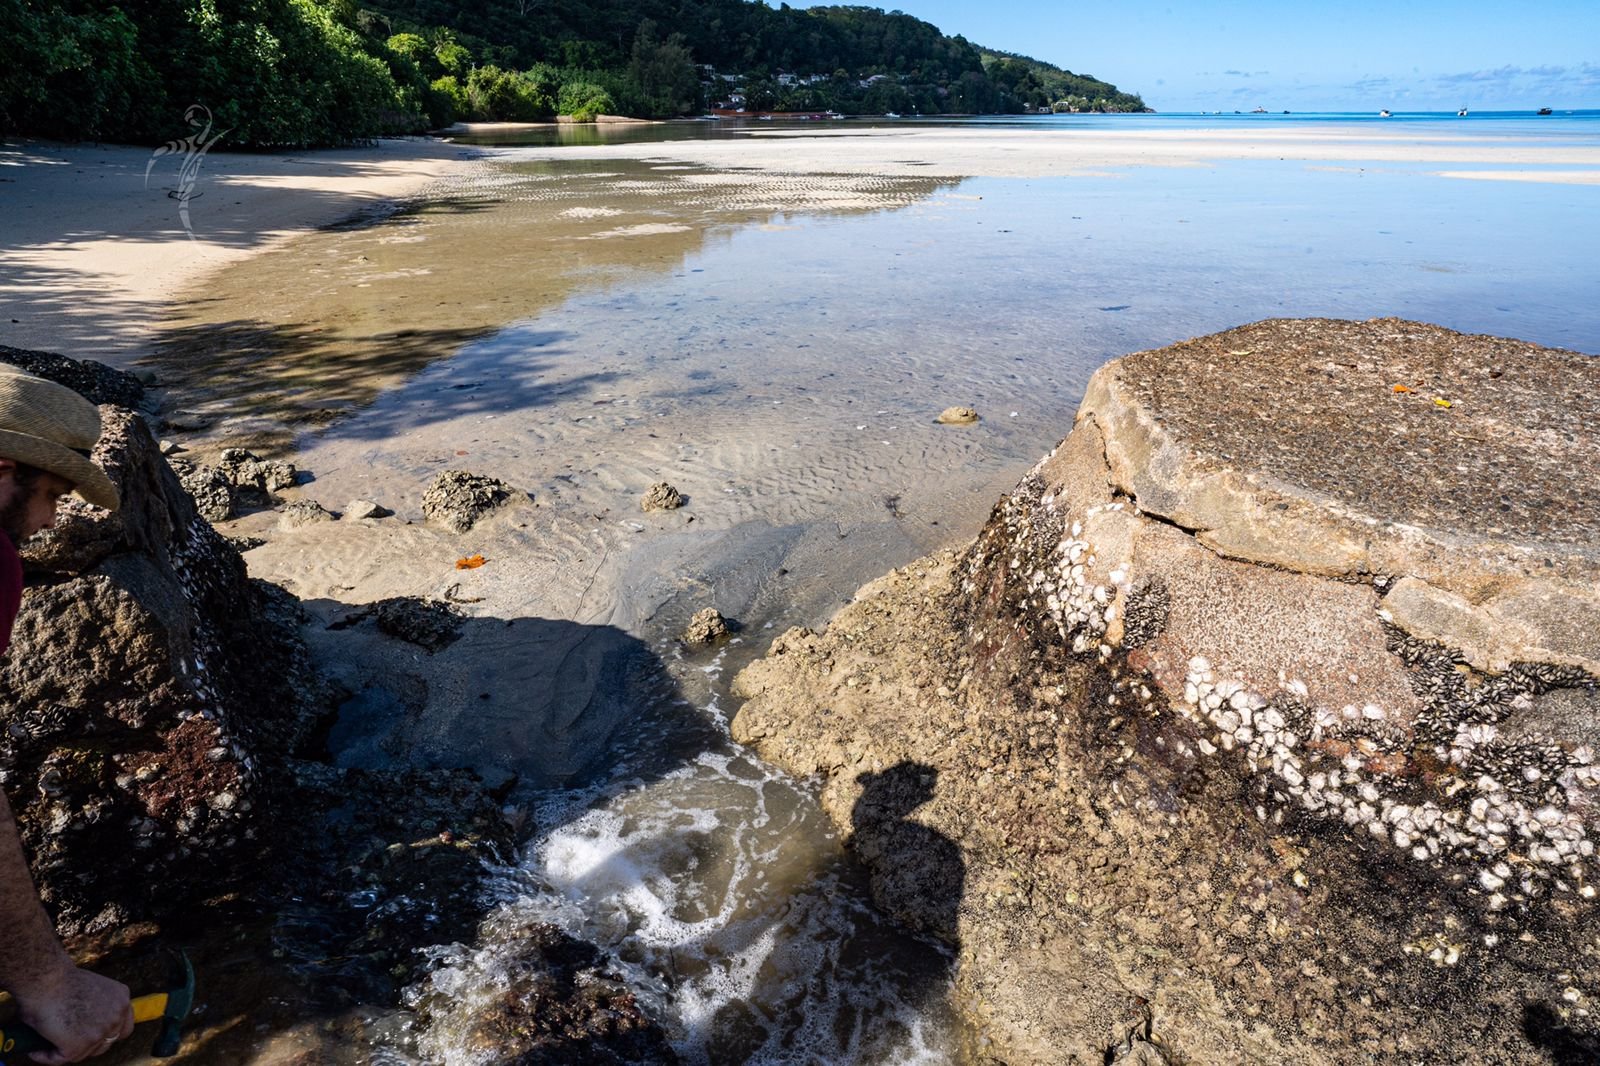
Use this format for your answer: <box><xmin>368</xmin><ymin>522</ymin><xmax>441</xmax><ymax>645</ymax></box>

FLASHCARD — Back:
<box><xmin>0</xmin><ymin>0</ymin><xmax>1146</xmax><ymax>148</ymax></box>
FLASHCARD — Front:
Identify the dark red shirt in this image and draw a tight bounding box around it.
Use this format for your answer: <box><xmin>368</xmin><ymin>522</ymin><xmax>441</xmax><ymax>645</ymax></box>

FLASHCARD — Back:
<box><xmin>0</xmin><ymin>533</ymin><xmax>20</xmax><ymax>655</ymax></box>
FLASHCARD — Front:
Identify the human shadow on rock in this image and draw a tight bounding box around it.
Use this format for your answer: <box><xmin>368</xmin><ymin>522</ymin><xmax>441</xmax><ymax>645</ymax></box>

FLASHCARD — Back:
<box><xmin>1525</xmin><ymin>1002</ymin><xmax>1600</xmax><ymax>1065</ymax></box>
<box><xmin>851</xmin><ymin>762</ymin><xmax>965</xmax><ymax>946</ymax></box>
<box><xmin>304</xmin><ymin>600</ymin><xmax>714</xmax><ymax>797</ymax></box>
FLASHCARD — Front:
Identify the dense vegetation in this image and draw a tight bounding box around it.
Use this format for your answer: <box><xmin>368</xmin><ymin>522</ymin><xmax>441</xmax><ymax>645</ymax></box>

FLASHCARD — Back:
<box><xmin>0</xmin><ymin>0</ymin><xmax>1146</xmax><ymax>148</ymax></box>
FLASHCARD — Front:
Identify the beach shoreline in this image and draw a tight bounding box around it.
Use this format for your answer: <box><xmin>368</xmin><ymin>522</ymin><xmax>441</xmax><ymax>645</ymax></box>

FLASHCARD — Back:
<box><xmin>0</xmin><ymin>135</ymin><xmax>472</xmax><ymax>366</ymax></box>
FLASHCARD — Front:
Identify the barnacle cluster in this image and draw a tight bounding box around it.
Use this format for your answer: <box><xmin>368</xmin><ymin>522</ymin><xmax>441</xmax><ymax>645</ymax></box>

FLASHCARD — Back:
<box><xmin>963</xmin><ymin>457</ymin><xmax>1600</xmax><ymax>923</ymax></box>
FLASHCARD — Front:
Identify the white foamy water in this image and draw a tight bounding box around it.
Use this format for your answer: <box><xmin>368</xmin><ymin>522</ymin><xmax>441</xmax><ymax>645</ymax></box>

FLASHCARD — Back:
<box><xmin>412</xmin><ymin>744</ymin><xmax>959</xmax><ymax>1065</ymax></box>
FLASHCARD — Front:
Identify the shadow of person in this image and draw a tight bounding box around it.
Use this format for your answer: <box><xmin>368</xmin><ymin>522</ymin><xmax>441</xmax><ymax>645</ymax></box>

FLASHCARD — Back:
<box><xmin>850</xmin><ymin>761</ymin><xmax>964</xmax><ymax>944</ymax></box>
<box><xmin>304</xmin><ymin>599</ymin><xmax>709</xmax><ymax>795</ymax></box>
<box><xmin>1524</xmin><ymin>1002</ymin><xmax>1600</xmax><ymax>1065</ymax></box>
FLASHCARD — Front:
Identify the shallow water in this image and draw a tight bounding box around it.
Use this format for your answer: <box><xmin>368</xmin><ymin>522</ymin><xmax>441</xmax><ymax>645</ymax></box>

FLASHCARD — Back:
<box><xmin>155</xmin><ymin>127</ymin><xmax>1600</xmax><ymax>1063</ymax></box>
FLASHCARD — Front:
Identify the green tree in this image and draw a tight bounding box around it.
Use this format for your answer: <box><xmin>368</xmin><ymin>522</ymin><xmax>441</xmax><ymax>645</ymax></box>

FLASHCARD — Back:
<box><xmin>558</xmin><ymin>80</ymin><xmax>614</xmax><ymax>122</ymax></box>
<box><xmin>626</xmin><ymin>19</ymin><xmax>698</xmax><ymax>117</ymax></box>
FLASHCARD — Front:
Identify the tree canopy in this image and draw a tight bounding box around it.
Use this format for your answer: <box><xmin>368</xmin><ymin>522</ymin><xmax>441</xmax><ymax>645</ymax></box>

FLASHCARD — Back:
<box><xmin>1</xmin><ymin>0</ymin><xmax>1147</xmax><ymax>148</ymax></box>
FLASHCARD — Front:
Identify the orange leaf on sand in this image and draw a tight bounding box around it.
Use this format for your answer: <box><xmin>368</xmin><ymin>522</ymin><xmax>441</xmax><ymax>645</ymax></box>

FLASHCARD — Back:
<box><xmin>1392</xmin><ymin>384</ymin><xmax>1413</xmax><ymax>393</ymax></box>
<box><xmin>456</xmin><ymin>554</ymin><xmax>487</xmax><ymax>570</ymax></box>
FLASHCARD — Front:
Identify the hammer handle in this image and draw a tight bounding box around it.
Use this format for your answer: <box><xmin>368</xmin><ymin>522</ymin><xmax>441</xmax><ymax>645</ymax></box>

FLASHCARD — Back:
<box><xmin>132</xmin><ymin>992</ymin><xmax>168</xmax><ymax>1024</ymax></box>
<box><xmin>0</xmin><ymin>993</ymin><xmax>170</xmax><ymax>1059</ymax></box>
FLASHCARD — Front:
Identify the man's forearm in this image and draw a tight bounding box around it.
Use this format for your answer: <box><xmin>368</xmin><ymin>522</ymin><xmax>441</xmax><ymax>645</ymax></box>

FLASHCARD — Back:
<box><xmin>0</xmin><ymin>787</ymin><xmax>71</xmax><ymax>994</ymax></box>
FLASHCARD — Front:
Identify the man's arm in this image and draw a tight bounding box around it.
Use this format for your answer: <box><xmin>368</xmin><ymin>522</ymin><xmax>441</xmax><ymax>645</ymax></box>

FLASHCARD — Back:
<box><xmin>0</xmin><ymin>789</ymin><xmax>132</xmax><ymax>1064</ymax></box>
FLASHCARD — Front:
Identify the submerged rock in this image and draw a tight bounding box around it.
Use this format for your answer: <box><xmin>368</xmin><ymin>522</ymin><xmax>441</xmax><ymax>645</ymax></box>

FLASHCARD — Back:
<box><xmin>641</xmin><ymin>481</ymin><xmax>684</xmax><ymax>512</ymax></box>
<box><xmin>935</xmin><ymin>405</ymin><xmax>979</xmax><ymax>425</ymax></box>
<box><xmin>733</xmin><ymin>319</ymin><xmax>1600</xmax><ymax>1064</ymax></box>
<box><xmin>423</xmin><ymin>470</ymin><xmax>515</xmax><ymax>533</ymax></box>
<box><xmin>681</xmin><ymin>607</ymin><xmax>731</xmax><ymax>645</ymax></box>
<box><xmin>410</xmin><ymin>916</ymin><xmax>680</xmax><ymax>1066</ymax></box>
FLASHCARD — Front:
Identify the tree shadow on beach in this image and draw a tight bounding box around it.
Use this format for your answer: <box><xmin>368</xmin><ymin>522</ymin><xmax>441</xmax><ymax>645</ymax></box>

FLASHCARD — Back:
<box><xmin>145</xmin><ymin>317</ymin><xmax>624</xmax><ymax>455</ymax></box>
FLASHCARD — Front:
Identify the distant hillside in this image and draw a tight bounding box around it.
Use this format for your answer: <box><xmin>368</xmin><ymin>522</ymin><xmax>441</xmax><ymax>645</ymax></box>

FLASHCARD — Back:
<box><xmin>1</xmin><ymin>0</ymin><xmax>1146</xmax><ymax>148</ymax></box>
<box><xmin>978</xmin><ymin>47</ymin><xmax>1147</xmax><ymax>113</ymax></box>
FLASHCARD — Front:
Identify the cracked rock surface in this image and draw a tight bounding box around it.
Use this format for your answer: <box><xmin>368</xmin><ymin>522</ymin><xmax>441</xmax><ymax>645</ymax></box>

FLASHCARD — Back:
<box><xmin>732</xmin><ymin>319</ymin><xmax>1600</xmax><ymax>1065</ymax></box>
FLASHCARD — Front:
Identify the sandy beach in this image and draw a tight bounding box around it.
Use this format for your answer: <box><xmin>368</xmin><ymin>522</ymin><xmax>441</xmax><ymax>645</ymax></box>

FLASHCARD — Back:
<box><xmin>0</xmin><ymin>136</ymin><xmax>469</xmax><ymax>364</ymax></box>
<box><xmin>473</xmin><ymin>122</ymin><xmax>1600</xmax><ymax>181</ymax></box>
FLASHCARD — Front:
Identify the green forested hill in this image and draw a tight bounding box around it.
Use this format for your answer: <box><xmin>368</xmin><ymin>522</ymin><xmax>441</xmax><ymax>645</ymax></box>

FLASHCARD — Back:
<box><xmin>0</xmin><ymin>0</ymin><xmax>1147</xmax><ymax>148</ymax></box>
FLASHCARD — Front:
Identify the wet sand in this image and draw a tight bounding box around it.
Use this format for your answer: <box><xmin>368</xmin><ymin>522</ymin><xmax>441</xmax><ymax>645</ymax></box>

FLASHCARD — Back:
<box><xmin>0</xmin><ymin>137</ymin><xmax>468</xmax><ymax>363</ymax></box>
<box><xmin>474</xmin><ymin>123</ymin><xmax>1600</xmax><ymax>183</ymax></box>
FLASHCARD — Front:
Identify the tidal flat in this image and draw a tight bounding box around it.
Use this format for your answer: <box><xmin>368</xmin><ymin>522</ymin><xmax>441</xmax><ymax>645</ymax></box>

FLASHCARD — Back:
<box><xmin>129</xmin><ymin>121</ymin><xmax>1600</xmax><ymax>1063</ymax></box>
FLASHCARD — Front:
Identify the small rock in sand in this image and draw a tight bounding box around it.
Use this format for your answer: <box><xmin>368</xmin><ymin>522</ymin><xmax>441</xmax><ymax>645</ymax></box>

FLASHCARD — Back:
<box><xmin>159</xmin><ymin>439</ymin><xmax>181</xmax><ymax>455</ymax></box>
<box><xmin>682</xmin><ymin>608</ymin><xmax>732</xmax><ymax>645</ymax></box>
<box><xmin>423</xmin><ymin>470</ymin><xmax>515</xmax><ymax>533</ymax></box>
<box><xmin>935</xmin><ymin>406</ymin><xmax>980</xmax><ymax>425</ymax></box>
<box><xmin>176</xmin><ymin>462</ymin><xmax>236</xmax><ymax>522</ymax></box>
<box><xmin>278</xmin><ymin>500</ymin><xmax>338</xmax><ymax>529</ymax></box>
<box><xmin>345</xmin><ymin>499</ymin><xmax>393</xmax><ymax>520</ymax></box>
<box><xmin>374</xmin><ymin>597</ymin><xmax>463</xmax><ymax>652</ymax></box>
<box><xmin>641</xmin><ymin>482</ymin><xmax>684</xmax><ymax>512</ymax></box>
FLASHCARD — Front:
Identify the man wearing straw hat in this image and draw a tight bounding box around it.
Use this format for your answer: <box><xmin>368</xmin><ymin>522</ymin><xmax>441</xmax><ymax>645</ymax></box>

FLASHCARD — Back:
<box><xmin>0</xmin><ymin>368</ymin><xmax>134</xmax><ymax>1062</ymax></box>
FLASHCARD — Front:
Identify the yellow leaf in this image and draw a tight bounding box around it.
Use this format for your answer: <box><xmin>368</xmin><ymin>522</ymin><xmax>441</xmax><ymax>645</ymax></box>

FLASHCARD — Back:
<box><xmin>455</xmin><ymin>554</ymin><xmax>486</xmax><ymax>570</ymax></box>
<box><xmin>1433</xmin><ymin>398</ymin><xmax>1453</xmax><ymax>409</ymax></box>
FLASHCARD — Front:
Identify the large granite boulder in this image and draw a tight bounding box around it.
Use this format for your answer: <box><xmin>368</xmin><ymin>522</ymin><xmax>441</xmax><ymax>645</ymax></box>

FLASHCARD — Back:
<box><xmin>732</xmin><ymin>319</ymin><xmax>1600</xmax><ymax>1064</ymax></box>
<box><xmin>0</xmin><ymin>368</ymin><xmax>324</xmax><ymax>936</ymax></box>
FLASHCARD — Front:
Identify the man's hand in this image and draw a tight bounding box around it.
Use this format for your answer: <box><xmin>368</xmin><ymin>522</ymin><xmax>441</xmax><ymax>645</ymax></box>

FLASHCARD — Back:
<box><xmin>12</xmin><ymin>961</ymin><xmax>133</xmax><ymax>1063</ymax></box>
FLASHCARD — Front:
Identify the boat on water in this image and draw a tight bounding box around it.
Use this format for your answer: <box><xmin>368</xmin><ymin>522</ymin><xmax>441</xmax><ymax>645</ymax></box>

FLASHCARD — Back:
<box><xmin>1457</xmin><ymin>107</ymin><xmax>1468</xmax><ymax>116</ymax></box>
<box><xmin>1250</xmin><ymin>106</ymin><xmax>1268</xmax><ymax>114</ymax></box>
<box><xmin>884</xmin><ymin>111</ymin><xmax>901</xmax><ymax>118</ymax></box>
<box><xmin>1538</xmin><ymin>107</ymin><xmax>1554</xmax><ymax>115</ymax></box>
<box><xmin>1379</xmin><ymin>109</ymin><xmax>1392</xmax><ymax>117</ymax></box>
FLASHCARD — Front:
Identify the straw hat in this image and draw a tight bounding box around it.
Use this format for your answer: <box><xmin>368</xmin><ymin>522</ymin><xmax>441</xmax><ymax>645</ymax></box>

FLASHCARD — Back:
<box><xmin>0</xmin><ymin>367</ymin><xmax>120</xmax><ymax>511</ymax></box>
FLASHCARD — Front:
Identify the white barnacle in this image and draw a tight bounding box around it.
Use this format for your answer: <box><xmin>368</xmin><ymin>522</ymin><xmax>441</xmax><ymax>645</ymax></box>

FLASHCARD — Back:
<box><xmin>1362</xmin><ymin>704</ymin><xmax>1386</xmax><ymax>721</ymax></box>
<box><xmin>1480</xmin><ymin>869</ymin><xmax>1506</xmax><ymax>891</ymax></box>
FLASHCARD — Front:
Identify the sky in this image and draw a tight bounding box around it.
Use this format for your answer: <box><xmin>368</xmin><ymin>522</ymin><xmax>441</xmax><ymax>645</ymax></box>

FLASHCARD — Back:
<box><xmin>791</xmin><ymin>0</ymin><xmax>1600</xmax><ymax>112</ymax></box>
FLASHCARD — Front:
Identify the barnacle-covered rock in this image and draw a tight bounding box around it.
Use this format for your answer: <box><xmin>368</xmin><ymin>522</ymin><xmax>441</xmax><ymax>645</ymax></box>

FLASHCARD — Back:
<box><xmin>3</xmin><ymin>405</ymin><xmax>327</xmax><ymax>936</ymax></box>
<box><xmin>640</xmin><ymin>481</ymin><xmax>684</xmax><ymax>512</ymax></box>
<box><xmin>422</xmin><ymin>470</ymin><xmax>516</xmax><ymax>533</ymax></box>
<box><xmin>733</xmin><ymin>319</ymin><xmax>1600</xmax><ymax>1064</ymax></box>
<box><xmin>680</xmin><ymin>607</ymin><xmax>731</xmax><ymax>645</ymax></box>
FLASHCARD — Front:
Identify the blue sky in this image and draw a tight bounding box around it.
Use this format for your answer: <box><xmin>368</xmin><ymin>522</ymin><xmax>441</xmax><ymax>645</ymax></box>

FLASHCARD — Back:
<box><xmin>792</xmin><ymin>0</ymin><xmax>1599</xmax><ymax>111</ymax></box>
